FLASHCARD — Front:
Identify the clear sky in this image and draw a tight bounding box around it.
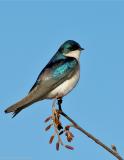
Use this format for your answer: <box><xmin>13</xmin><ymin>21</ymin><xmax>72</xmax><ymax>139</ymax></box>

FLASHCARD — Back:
<box><xmin>0</xmin><ymin>1</ymin><xmax>124</xmax><ymax>160</ymax></box>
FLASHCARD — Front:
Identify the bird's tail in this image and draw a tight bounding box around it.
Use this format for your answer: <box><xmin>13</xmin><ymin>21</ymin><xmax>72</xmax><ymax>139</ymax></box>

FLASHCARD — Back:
<box><xmin>4</xmin><ymin>93</ymin><xmax>37</xmax><ymax>118</ymax></box>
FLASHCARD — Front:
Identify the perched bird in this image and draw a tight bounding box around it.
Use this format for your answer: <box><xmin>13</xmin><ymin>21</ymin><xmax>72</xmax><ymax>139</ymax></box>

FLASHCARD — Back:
<box><xmin>4</xmin><ymin>40</ymin><xmax>84</xmax><ymax>117</ymax></box>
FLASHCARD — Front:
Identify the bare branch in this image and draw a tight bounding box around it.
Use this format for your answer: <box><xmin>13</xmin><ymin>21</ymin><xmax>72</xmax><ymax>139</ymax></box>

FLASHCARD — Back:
<box><xmin>59</xmin><ymin>110</ymin><xmax>123</xmax><ymax>160</ymax></box>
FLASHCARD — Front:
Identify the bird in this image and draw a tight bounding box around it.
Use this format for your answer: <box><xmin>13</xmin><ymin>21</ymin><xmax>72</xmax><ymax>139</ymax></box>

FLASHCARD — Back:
<box><xmin>4</xmin><ymin>40</ymin><xmax>84</xmax><ymax>118</ymax></box>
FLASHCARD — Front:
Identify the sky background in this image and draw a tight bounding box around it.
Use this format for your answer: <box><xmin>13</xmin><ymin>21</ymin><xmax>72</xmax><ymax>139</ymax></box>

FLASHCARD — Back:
<box><xmin>0</xmin><ymin>1</ymin><xmax>124</xmax><ymax>160</ymax></box>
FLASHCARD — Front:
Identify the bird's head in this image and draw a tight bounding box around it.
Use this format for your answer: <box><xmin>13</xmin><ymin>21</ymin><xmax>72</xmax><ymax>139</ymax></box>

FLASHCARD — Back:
<box><xmin>58</xmin><ymin>40</ymin><xmax>84</xmax><ymax>60</ymax></box>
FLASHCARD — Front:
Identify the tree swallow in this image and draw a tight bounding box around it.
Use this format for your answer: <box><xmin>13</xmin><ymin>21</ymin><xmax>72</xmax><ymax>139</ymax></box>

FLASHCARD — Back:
<box><xmin>4</xmin><ymin>40</ymin><xmax>84</xmax><ymax>117</ymax></box>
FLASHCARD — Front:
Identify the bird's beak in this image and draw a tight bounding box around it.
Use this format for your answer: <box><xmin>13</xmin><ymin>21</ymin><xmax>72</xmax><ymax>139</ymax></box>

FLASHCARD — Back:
<box><xmin>80</xmin><ymin>47</ymin><xmax>85</xmax><ymax>51</ymax></box>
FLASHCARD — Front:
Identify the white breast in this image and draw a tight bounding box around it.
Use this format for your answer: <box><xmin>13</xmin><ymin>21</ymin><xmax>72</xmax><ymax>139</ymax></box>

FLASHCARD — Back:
<box><xmin>46</xmin><ymin>49</ymin><xmax>81</xmax><ymax>99</ymax></box>
<box><xmin>47</xmin><ymin>68</ymin><xmax>80</xmax><ymax>99</ymax></box>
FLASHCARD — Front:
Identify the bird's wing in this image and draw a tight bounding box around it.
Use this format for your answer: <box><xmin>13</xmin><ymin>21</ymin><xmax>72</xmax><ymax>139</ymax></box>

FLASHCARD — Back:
<box><xmin>4</xmin><ymin>57</ymin><xmax>78</xmax><ymax>117</ymax></box>
<box><xmin>29</xmin><ymin>57</ymin><xmax>79</xmax><ymax>99</ymax></box>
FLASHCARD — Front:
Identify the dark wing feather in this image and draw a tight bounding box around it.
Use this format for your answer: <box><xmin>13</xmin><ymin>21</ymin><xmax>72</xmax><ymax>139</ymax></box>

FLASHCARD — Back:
<box><xmin>4</xmin><ymin>57</ymin><xmax>78</xmax><ymax>117</ymax></box>
<box><xmin>29</xmin><ymin>57</ymin><xmax>78</xmax><ymax>97</ymax></box>
<box><xmin>29</xmin><ymin>51</ymin><xmax>66</xmax><ymax>93</ymax></box>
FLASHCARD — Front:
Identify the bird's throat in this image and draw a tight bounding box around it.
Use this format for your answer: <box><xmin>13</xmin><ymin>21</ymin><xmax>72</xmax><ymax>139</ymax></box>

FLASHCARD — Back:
<box><xmin>64</xmin><ymin>50</ymin><xmax>80</xmax><ymax>61</ymax></box>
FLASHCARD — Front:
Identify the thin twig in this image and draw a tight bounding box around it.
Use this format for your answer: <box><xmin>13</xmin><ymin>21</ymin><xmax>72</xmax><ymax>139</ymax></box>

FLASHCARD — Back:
<box><xmin>59</xmin><ymin>110</ymin><xmax>123</xmax><ymax>160</ymax></box>
<box><xmin>52</xmin><ymin>107</ymin><xmax>63</xmax><ymax>146</ymax></box>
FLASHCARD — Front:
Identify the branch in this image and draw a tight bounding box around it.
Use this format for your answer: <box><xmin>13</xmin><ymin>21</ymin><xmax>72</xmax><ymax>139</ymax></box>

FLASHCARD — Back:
<box><xmin>45</xmin><ymin>99</ymin><xmax>123</xmax><ymax>158</ymax></box>
<box><xmin>59</xmin><ymin>110</ymin><xmax>123</xmax><ymax>160</ymax></box>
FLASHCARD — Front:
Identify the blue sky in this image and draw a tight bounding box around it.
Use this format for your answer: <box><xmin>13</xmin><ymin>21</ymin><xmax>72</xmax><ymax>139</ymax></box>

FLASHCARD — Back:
<box><xmin>0</xmin><ymin>1</ymin><xmax>124</xmax><ymax>160</ymax></box>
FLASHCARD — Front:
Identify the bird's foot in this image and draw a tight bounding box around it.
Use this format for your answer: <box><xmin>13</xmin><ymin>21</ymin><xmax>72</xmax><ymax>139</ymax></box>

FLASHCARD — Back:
<box><xmin>57</xmin><ymin>98</ymin><xmax>63</xmax><ymax>111</ymax></box>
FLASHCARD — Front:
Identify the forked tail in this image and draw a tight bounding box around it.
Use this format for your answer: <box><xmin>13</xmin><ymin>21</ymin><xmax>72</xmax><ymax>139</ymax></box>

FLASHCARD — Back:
<box><xmin>4</xmin><ymin>94</ymin><xmax>37</xmax><ymax>118</ymax></box>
